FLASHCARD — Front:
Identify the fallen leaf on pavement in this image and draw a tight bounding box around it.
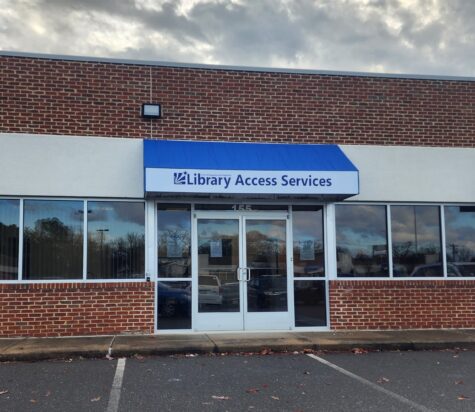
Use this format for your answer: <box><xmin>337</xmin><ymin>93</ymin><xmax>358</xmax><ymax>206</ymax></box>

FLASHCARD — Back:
<box><xmin>212</xmin><ymin>395</ymin><xmax>230</xmax><ymax>400</ymax></box>
<box><xmin>185</xmin><ymin>353</ymin><xmax>198</xmax><ymax>357</ymax></box>
<box><xmin>352</xmin><ymin>348</ymin><xmax>368</xmax><ymax>355</ymax></box>
<box><xmin>271</xmin><ymin>396</ymin><xmax>280</xmax><ymax>400</ymax></box>
<box><xmin>30</xmin><ymin>399</ymin><xmax>37</xmax><ymax>404</ymax></box>
<box><xmin>90</xmin><ymin>396</ymin><xmax>101</xmax><ymax>402</ymax></box>
<box><xmin>377</xmin><ymin>377</ymin><xmax>390</xmax><ymax>384</ymax></box>
<box><xmin>0</xmin><ymin>390</ymin><xmax>9</xmax><ymax>395</ymax></box>
<box><xmin>261</xmin><ymin>384</ymin><xmax>269</xmax><ymax>388</ymax></box>
<box><xmin>455</xmin><ymin>380</ymin><xmax>464</xmax><ymax>385</ymax></box>
<box><xmin>260</xmin><ymin>349</ymin><xmax>272</xmax><ymax>355</ymax></box>
<box><xmin>303</xmin><ymin>371</ymin><xmax>311</xmax><ymax>375</ymax></box>
<box><xmin>246</xmin><ymin>388</ymin><xmax>259</xmax><ymax>394</ymax></box>
<box><xmin>303</xmin><ymin>348</ymin><xmax>313</xmax><ymax>354</ymax></box>
<box><xmin>458</xmin><ymin>395</ymin><xmax>470</xmax><ymax>400</ymax></box>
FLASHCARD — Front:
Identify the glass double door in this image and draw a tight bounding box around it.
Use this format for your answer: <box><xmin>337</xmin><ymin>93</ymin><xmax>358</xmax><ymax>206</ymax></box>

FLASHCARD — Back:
<box><xmin>193</xmin><ymin>212</ymin><xmax>291</xmax><ymax>331</ymax></box>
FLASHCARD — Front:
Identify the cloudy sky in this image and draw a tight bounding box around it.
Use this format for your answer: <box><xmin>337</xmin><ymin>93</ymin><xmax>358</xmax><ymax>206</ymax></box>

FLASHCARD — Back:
<box><xmin>1</xmin><ymin>0</ymin><xmax>474</xmax><ymax>76</ymax></box>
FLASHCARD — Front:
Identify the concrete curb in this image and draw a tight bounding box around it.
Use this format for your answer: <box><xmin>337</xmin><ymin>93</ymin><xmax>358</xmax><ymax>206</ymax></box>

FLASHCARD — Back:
<box><xmin>1</xmin><ymin>331</ymin><xmax>474</xmax><ymax>362</ymax></box>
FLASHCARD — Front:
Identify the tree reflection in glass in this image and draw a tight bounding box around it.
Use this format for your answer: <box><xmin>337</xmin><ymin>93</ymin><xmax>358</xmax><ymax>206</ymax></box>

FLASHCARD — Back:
<box><xmin>157</xmin><ymin>205</ymin><xmax>191</xmax><ymax>278</ymax></box>
<box><xmin>292</xmin><ymin>206</ymin><xmax>324</xmax><ymax>277</ymax></box>
<box><xmin>87</xmin><ymin>201</ymin><xmax>145</xmax><ymax>279</ymax></box>
<box><xmin>391</xmin><ymin>205</ymin><xmax>442</xmax><ymax>277</ymax></box>
<box><xmin>336</xmin><ymin>205</ymin><xmax>388</xmax><ymax>277</ymax></box>
<box><xmin>444</xmin><ymin>206</ymin><xmax>475</xmax><ymax>277</ymax></box>
<box><xmin>0</xmin><ymin>200</ymin><xmax>19</xmax><ymax>280</ymax></box>
<box><xmin>23</xmin><ymin>200</ymin><xmax>83</xmax><ymax>280</ymax></box>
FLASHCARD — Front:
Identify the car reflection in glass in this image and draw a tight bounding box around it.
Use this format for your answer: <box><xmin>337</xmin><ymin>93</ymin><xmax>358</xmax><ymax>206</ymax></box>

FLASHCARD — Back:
<box><xmin>410</xmin><ymin>262</ymin><xmax>475</xmax><ymax>277</ymax></box>
<box><xmin>157</xmin><ymin>282</ymin><xmax>191</xmax><ymax>318</ymax></box>
<box><xmin>248</xmin><ymin>274</ymin><xmax>287</xmax><ymax>312</ymax></box>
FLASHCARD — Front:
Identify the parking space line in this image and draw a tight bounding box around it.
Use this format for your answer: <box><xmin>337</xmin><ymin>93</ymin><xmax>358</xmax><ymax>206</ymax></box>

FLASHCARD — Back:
<box><xmin>307</xmin><ymin>354</ymin><xmax>435</xmax><ymax>412</ymax></box>
<box><xmin>106</xmin><ymin>358</ymin><xmax>126</xmax><ymax>412</ymax></box>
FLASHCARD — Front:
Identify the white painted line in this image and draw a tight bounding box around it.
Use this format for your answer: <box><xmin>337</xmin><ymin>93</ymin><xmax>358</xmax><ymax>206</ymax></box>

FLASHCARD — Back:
<box><xmin>307</xmin><ymin>354</ymin><xmax>435</xmax><ymax>412</ymax></box>
<box><xmin>106</xmin><ymin>358</ymin><xmax>126</xmax><ymax>412</ymax></box>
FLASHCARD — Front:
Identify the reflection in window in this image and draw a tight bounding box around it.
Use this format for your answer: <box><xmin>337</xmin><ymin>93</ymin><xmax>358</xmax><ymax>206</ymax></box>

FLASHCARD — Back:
<box><xmin>87</xmin><ymin>202</ymin><xmax>145</xmax><ymax>279</ymax></box>
<box><xmin>23</xmin><ymin>200</ymin><xmax>83</xmax><ymax>280</ymax></box>
<box><xmin>392</xmin><ymin>205</ymin><xmax>442</xmax><ymax>277</ymax></box>
<box><xmin>157</xmin><ymin>281</ymin><xmax>191</xmax><ymax>330</ymax></box>
<box><xmin>294</xmin><ymin>280</ymin><xmax>326</xmax><ymax>327</ymax></box>
<box><xmin>292</xmin><ymin>206</ymin><xmax>324</xmax><ymax>277</ymax></box>
<box><xmin>0</xmin><ymin>200</ymin><xmax>20</xmax><ymax>280</ymax></box>
<box><xmin>336</xmin><ymin>205</ymin><xmax>388</xmax><ymax>277</ymax></box>
<box><xmin>157</xmin><ymin>204</ymin><xmax>191</xmax><ymax>278</ymax></box>
<box><xmin>197</xmin><ymin>219</ymin><xmax>239</xmax><ymax>313</ymax></box>
<box><xmin>246</xmin><ymin>220</ymin><xmax>287</xmax><ymax>312</ymax></box>
<box><xmin>445</xmin><ymin>206</ymin><xmax>475</xmax><ymax>277</ymax></box>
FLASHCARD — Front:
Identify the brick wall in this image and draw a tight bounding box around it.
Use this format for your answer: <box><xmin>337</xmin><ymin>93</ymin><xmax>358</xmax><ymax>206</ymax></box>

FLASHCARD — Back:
<box><xmin>330</xmin><ymin>280</ymin><xmax>475</xmax><ymax>330</ymax></box>
<box><xmin>1</xmin><ymin>55</ymin><xmax>475</xmax><ymax>147</ymax></box>
<box><xmin>0</xmin><ymin>282</ymin><xmax>154</xmax><ymax>337</ymax></box>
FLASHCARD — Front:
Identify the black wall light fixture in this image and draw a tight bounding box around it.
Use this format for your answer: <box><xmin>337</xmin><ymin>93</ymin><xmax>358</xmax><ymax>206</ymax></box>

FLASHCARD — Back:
<box><xmin>142</xmin><ymin>103</ymin><xmax>161</xmax><ymax>118</ymax></box>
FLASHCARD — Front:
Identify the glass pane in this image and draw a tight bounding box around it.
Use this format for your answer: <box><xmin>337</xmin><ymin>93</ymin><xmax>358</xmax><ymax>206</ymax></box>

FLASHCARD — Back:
<box><xmin>0</xmin><ymin>199</ymin><xmax>19</xmax><ymax>280</ymax></box>
<box><xmin>391</xmin><ymin>205</ymin><xmax>442</xmax><ymax>277</ymax></box>
<box><xmin>292</xmin><ymin>206</ymin><xmax>324</xmax><ymax>277</ymax></box>
<box><xmin>23</xmin><ymin>200</ymin><xmax>83</xmax><ymax>280</ymax></box>
<box><xmin>198</xmin><ymin>219</ymin><xmax>240</xmax><ymax>312</ymax></box>
<box><xmin>157</xmin><ymin>204</ymin><xmax>191</xmax><ymax>278</ymax></box>
<box><xmin>157</xmin><ymin>281</ymin><xmax>191</xmax><ymax>330</ymax></box>
<box><xmin>246</xmin><ymin>219</ymin><xmax>287</xmax><ymax>312</ymax></box>
<box><xmin>87</xmin><ymin>202</ymin><xmax>145</xmax><ymax>279</ymax></box>
<box><xmin>336</xmin><ymin>205</ymin><xmax>389</xmax><ymax>277</ymax></box>
<box><xmin>445</xmin><ymin>206</ymin><xmax>475</xmax><ymax>277</ymax></box>
<box><xmin>294</xmin><ymin>280</ymin><xmax>326</xmax><ymax>327</ymax></box>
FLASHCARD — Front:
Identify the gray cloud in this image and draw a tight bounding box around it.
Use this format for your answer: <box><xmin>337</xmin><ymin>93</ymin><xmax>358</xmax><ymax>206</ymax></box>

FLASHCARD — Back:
<box><xmin>1</xmin><ymin>0</ymin><xmax>475</xmax><ymax>75</ymax></box>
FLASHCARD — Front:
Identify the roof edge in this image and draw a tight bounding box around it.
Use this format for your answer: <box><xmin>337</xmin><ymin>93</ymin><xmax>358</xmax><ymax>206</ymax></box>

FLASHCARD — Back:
<box><xmin>1</xmin><ymin>50</ymin><xmax>475</xmax><ymax>82</ymax></box>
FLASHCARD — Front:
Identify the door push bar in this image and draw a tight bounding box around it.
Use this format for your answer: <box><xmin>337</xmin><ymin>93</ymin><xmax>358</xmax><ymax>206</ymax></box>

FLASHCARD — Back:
<box><xmin>236</xmin><ymin>267</ymin><xmax>251</xmax><ymax>281</ymax></box>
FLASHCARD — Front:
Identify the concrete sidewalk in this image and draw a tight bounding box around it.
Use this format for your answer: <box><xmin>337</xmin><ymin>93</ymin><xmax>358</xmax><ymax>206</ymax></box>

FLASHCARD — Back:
<box><xmin>1</xmin><ymin>329</ymin><xmax>475</xmax><ymax>362</ymax></box>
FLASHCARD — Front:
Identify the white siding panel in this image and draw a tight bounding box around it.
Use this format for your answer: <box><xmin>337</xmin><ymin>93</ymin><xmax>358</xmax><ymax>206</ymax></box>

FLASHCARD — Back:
<box><xmin>342</xmin><ymin>145</ymin><xmax>475</xmax><ymax>202</ymax></box>
<box><xmin>0</xmin><ymin>133</ymin><xmax>143</xmax><ymax>198</ymax></box>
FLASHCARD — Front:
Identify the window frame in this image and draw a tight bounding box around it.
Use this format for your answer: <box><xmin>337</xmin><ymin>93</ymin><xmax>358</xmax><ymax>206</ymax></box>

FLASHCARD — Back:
<box><xmin>0</xmin><ymin>197</ymin><xmax>147</xmax><ymax>284</ymax></box>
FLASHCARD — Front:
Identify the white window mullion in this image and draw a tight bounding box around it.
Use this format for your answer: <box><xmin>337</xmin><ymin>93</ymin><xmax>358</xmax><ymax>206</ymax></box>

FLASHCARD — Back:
<box><xmin>325</xmin><ymin>203</ymin><xmax>337</xmax><ymax>280</ymax></box>
<box><xmin>18</xmin><ymin>198</ymin><xmax>24</xmax><ymax>281</ymax></box>
<box><xmin>387</xmin><ymin>205</ymin><xmax>393</xmax><ymax>278</ymax></box>
<box><xmin>145</xmin><ymin>200</ymin><xmax>156</xmax><ymax>281</ymax></box>
<box><xmin>83</xmin><ymin>200</ymin><xmax>88</xmax><ymax>281</ymax></box>
<box><xmin>440</xmin><ymin>205</ymin><xmax>447</xmax><ymax>277</ymax></box>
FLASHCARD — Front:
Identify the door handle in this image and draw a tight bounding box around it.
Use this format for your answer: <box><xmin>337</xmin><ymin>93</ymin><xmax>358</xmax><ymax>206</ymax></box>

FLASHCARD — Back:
<box><xmin>236</xmin><ymin>267</ymin><xmax>242</xmax><ymax>281</ymax></box>
<box><xmin>245</xmin><ymin>267</ymin><xmax>251</xmax><ymax>282</ymax></box>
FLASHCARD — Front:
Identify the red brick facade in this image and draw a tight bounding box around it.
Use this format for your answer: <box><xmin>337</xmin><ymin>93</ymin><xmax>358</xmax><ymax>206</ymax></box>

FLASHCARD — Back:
<box><xmin>1</xmin><ymin>55</ymin><xmax>475</xmax><ymax>147</ymax></box>
<box><xmin>1</xmin><ymin>54</ymin><xmax>475</xmax><ymax>336</ymax></box>
<box><xmin>0</xmin><ymin>282</ymin><xmax>154</xmax><ymax>337</ymax></box>
<box><xmin>330</xmin><ymin>280</ymin><xmax>475</xmax><ymax>330</ymax></box>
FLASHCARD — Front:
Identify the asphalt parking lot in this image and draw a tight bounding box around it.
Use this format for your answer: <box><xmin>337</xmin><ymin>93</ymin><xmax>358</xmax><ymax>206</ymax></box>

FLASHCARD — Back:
<box><xmin>0</xmin><ymin>350</ymin><xmax>473</xmax><ymax>412</ymax></box>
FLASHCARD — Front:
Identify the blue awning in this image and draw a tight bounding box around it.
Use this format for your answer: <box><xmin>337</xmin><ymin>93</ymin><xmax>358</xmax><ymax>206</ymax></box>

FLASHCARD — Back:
<box><xmin>144</xmin><ymin>140</ymin><xmax>359</xmax><ymax>198</ymax></box>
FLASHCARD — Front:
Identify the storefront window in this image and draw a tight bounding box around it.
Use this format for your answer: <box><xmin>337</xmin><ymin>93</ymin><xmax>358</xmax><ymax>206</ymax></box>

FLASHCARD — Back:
<box><xmin>157</xmin><ymin>204</ymin><xmax>191</xmax><ymax>278</ymax></box>
<box><xmin>292</xmin><ymin>206</ymin><xmax>324</xmax><ymax>277</ymax></box>
<box><xmin>23</xmin><ymin>200</ymin><xmax>83</xmax><ymax>280</ymax></box>
<box><xmin>87</xmin><ymin>201</ymin><xmax>145</xmax><ymax>279</ymax></box>
<box><xmin>445</xmin><ymin>206</ymin><xmax>475</xmax><ymax>277</ymax></box>
<box><xmin>0</xmin><ymin>199</ymin><xmax>19</xmax><ymax>280</ymax></box>
<box><xmin>391</xmin><ymin>205</ymin><xmax>442</xmax><ymax>277</ymax></box>
<box><xmin>336</xmin><ymin>205</ymin><xmax>389</xmax><ymax>277</ymax></box>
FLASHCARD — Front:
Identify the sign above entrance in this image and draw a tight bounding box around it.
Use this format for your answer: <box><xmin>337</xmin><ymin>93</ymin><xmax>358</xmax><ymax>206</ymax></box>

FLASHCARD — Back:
<box><xmin>144</xmin><ymin>140</ymin><xmax>359</xmax><ymax>198</ymax></box>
